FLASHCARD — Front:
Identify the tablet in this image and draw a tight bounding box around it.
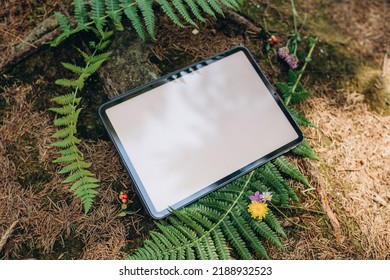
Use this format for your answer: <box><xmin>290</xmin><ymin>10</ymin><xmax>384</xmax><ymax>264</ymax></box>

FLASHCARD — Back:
<box><xmin>99</xmin><ymin>46</ymin><xmax>303</xmax><ymax>219</ymax></box>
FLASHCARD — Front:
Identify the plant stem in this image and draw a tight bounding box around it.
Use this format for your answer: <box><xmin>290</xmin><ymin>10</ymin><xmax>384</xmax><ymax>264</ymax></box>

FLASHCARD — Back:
<box><xmin>290</xmin><ymin>0</ymin><xmax>299</xmax><ymax>35</ymax></box>
<box><xmin>285</xmin><ymin>37</ymin><xmax>318</xmax><ymax>106</ymax></box>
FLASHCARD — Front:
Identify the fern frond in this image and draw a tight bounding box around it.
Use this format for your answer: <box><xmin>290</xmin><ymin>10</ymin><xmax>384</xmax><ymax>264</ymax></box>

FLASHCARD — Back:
<box><xmin>273</xmin><ymin>156</ymin><xmax>310</xmax><ymax>187</ymax></box>
<box><xmin>138</xmin><ymin>0</ymin><xmax>155</xmax><ymax>39</ymax></box>
<box><xmin>53</xmin><ymin>153</ymin><xmax>83</xmax><ymax>163</ymax></box>
<box><xmin>197</xmin><ymin>0</ymin><xmax>216</xmax><ymax>18</ymax></box>
<box><xmin>292</xmin><ymin>139</ymin><xmax>319</xmax><ymax>160</ymax></box>
<box><xmin>223</xmin><ymin>0</ymin><xmax>241</xmax><ymax>10</ymax></box>
<box><xmin>210</xmin><ymin>228</ymin><xmax>231</xmax><ymax>260</ymax></box>
<box><xmin>106</xmin><ymin>0</ymin><xmax>124</xmax><ymax>30</ymax></box>
<box><xmin>58</xmin><ymin>161</ymin><xmax>91</xmax><ymax>174</ymax></box>
<box><xmin>207</xmin><ymin>0</ymin><xmax>224</xmax><ymax>15</ymax></box>
<box><xmin>63</xmin><ymin>169</ymin><xmax>95</xmax><ymax>183</ymax></box>
<box><xmin>49</xmin><ymin>104</ymin><xmax>77</xmax><ymax>115</ymax></box>
<box><xmin>230</xmin><ymin>209</ymin><xmax>270</xmax><ymax>259</ymax></box>
<box><xmin>91</xmin><ymin>0</ymin><xmax>107</xmax><ymax>34</ymax></box>
<box><xmin>157</xmin><ymin>0</ymin><xmax>185</xmax><ymax>28</ymax></box>
<box><xmin>55</xmin><ymin>78</ymin><xmax>82</xmax><ymax>88</ymax></box>
<box><xmin>51</xmin><ymin>126</ymin><xmax>76</xmax><ymax>139</ymax></box>
<box><xmin>122</xmin><ymin>2</ymin><xmax>146</xmax><ymax>40</ymax></box>
<box><xmin>184</xmin><ymin>0</ymin><xmax>206</xmax><ymax>22</ymax></box>
<box><xmin>51</xmin><ymin>94</ymin><xmax>81</xmax><ymax>106</ymax></box>
<box><xmin>264</xmin><ymin>211</ymin><xmax>287</xmax><ymax>238</ymax></box>
<box><xmin>52</xmin><ymin>135</ymin><xmax>81</xmax><ymax>148</ymax></box>
<box><xmin>287</xmin><ymin>106</ymin><xmax>317</xmax><ymax>127</ymax></box>
<box><xmin>172</xmin><ymin>0</ymin><xmax>197</xmax><ymax>27</ymax></box>
<box><xmin>221</xmin><ymin>218</ymin><xmax>252</xmax><ymax>259</ymax></box>
<box><xmin>53</xmin><ymin>109</ymin><xmax>81</xmax><ymax>127</ymax></box>
<box><xmin>55</xmin><ymin>12</ymin><xmax>71</xmax><ymax>32</ymax></box>
<box><xmin>73</xmin><ymin>0</ymin><xmax>88</xmax><ymax>26</ymax></box>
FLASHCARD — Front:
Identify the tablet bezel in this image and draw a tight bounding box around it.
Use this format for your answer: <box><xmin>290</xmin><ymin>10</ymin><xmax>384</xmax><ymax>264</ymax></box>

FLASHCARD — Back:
<box><xmin>99</xmin><ymin>46</ymin><xmax>303</xmax><ymax>219</ymax></box>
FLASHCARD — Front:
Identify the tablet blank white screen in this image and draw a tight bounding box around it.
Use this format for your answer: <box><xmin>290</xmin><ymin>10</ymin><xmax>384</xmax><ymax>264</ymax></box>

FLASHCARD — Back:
<box><xmin>106</xmin><ymin>50</ymin><xmax>299</xmax><ymax>212</ymax></box>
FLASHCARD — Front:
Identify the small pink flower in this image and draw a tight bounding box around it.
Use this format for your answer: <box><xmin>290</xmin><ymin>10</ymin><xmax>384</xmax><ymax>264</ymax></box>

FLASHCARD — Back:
<box><xmin>249</xmin><ymin>191</ymin><xmax>263</xmax><ymax>202</ymax></box>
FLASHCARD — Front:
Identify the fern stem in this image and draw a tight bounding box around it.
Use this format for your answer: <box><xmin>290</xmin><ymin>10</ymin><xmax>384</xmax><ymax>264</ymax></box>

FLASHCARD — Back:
<box><xmin>269</xmin><ymin>202</ymin><xmax>308</xmax><ymax>230</ymax></box>
<box><xmin>285</xmin><ymin>37</ymin><xmax>317</xmax><ymax>106</ymax></box>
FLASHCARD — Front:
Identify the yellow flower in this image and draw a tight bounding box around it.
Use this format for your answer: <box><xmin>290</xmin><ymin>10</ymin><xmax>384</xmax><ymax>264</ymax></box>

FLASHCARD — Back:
<box><xmin>247</xmin><ymin>201</ymin><xmax>269</xmax><ymax>220</ymax></box>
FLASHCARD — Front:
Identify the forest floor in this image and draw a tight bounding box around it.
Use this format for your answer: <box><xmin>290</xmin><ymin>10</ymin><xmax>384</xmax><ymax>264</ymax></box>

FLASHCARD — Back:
<box><xmin>0</xmin><ymin>0</ymin><xmax>389</xmax><ymax>259</ymax></box>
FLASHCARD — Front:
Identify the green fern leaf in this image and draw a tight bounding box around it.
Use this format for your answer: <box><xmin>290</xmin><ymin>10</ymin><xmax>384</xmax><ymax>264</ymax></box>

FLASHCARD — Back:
<box><xmin>184</xmin><ymin>0</ymin><xmax>206</xmax><ymax>22</ymax></box>
<box><xmin>53</xmin><ymin>153</ymin><xmax>82</xmax><ymax>163</ymax></box>
<box><xmin>291</xmin><ymin>139</ymin><xmax>319</xmax><ymax>160</ymax></box>
<box><xmin>55</xmin><ymin>78</ymin><xmax>81</xmax><ymax>88</ymax></box>
<box><xmin>73</xmin><ymin>0</ymin><xmax>88</xmax><ymax>26</ymax></box>
<box><xmin>122</xmin><ymin>1</ymin><xmax>146</xmax><ymax>40</ymax></box>
<box><xmin>207</xmin><ymin>0</ymin><xmax>224</xmax><ymax>15</ymax></box>
<box><xmin>287</xmin><ymin>106</ymin><xmax>317</xmax><ymax>127</ymax></box>
<box><xmin>63</xmin><ymin>168</ymin><xmax>94</xmax><ymax>183</ymax></box>
<box><xmin>250</xmin><ymin>219</ymin><xmax>284</xmax><ymax>249</ymax></box>
<box><xmin>157</xmin><ymin>0</ymin><xmax>185</xmax><ymax>28</ymax></box>
<box><xmin>51</xmin><ymin>94</ymin><xmax>81</xmax><ymax>106</ymax></box>
<box><xmin>210</xmin><ymin>228</ymin><xmax>231</xmax><ymax>259</ymax></box>
<box><xmin>258</xmin><ymin>165</ymin><xmax>290</xmax><ymax>204</ymax></box>
<box><xmin>58</xmin><ymin>146</ymin><xmax>80</xmax><ymax>156</ymax></box>
<box><xmin>172</xmin><ymin>0</ymin><xmax>197</xmax><ymax>27</ymax></box>
<box><xmin>55</xmin><ymin>12</ymin><xmax>71</xmax><ymax>32</ymax></box>
<box><xmin>221</xmin><ymin>0</ymin><xmax>240</xmax><ymax>10</ymax></box>
<box><xmin>49</xmin><ymin>104</ymin><xmax>76</xmax><ymax>115</ymax></box>
<box><xmin>69</xmin><ymin>177</ymin><xmax>100</xmax><ymax>191</ymax></box>
<box><xmin>273</xmin><ymin>156</ymin><xmax>310</xmax><ymax>187</ymax></box>
<box><xmin>85</xmin><ymin>52</ymin><xmax>112</xmax><ymax>74</ymax></box>
<box><xmin>53</xmin><ymin>108</ymin><xmax>81</xmax><ymax>127</ymax></box>
<box><xmin>61</xmin><ymin>62</ymin><xmax>84</xmax><ymax>75</ymax></box>
<box><xmin>91</xmin><ymin>0</ymin><xmax>107</xmax><ymax>33</ymax></box>
<box><xmin>51</xmin><ymin>126</ymin><xmax>76</xmax><ymax>139</ymax></box>
<box><xmin>52</xmin><ymin>135</ymin><xmax>81</xmax><ymax>148</ymax></box>
<box><xmin>230</xmin><ymin>210</ymin><xmax>270</xmax><ymax>259</ymax></box>
<box><xmin>197</xmin><ymin>0</ymin><xmax>216</xmax><ymax>18</ymax></box>
<box><xmin>266</xmin><ymin>162</ymin><xmax>299</xmax><ymax>202</ymax></box>
<box><xmin>264</xmin><ymin>211</ymin><xmax>287</xmax><ymax>238</ymax></box>
<box><xmin>221</xmin><ymin>219</ymin><xmax>252</xmax><ymax>259</ymax></box>
<box><xmin>138</xmin><ymin>0</ymin><xmax>155</xmax><ymax>39</ymax></box>
<box><xmin>59</xmin><ymin>161</ymin><xmax>91</xmax><ymax>174</ymax></box>
<box><xmin>86</xmin><ymin>51</ymin><xmax>112</xmax><ymax>64</ymax></box>
<box><xmin>106</xmin><ymin>0</ymin><xmax>124</xmax><ymax>30</ymax></box>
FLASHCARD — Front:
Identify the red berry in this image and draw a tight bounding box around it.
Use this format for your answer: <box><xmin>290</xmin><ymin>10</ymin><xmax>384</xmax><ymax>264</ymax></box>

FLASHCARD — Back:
<box><xmin>122</xmin><ymin>198</ymin><xmax>128</xmax><ymax>204</ymax></box>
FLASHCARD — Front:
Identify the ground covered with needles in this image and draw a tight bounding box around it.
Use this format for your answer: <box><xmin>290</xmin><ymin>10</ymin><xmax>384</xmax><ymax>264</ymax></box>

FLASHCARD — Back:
<box><xmin>1</xmin><ymin>0</ymin><xmax>389</xmax><ymax>259</ymax></box>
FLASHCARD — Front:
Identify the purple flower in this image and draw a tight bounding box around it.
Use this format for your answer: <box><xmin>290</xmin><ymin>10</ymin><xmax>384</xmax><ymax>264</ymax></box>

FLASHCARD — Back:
<box><xmin>249</xmin><ymin>191</ymin><xmax>263</xmax><ymax>202</ymax></box>
<box><xmin>286</xmin><ymin>54</ymin><xmax>299</xmax><ymax>69</ymax></box>
<box><xmin>278</xmin><ymin>47</ymin><xmax>289</xmax><ymax>60</ymax></box>
<box><xmin>278</xmin><ymin>47</ymin><xmax>299</xmax><ymax>69</ymax></box>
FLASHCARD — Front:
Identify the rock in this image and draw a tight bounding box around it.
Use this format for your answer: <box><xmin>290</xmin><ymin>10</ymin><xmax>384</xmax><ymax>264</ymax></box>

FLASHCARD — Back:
<box><xmin>99</xmin><ymin>29</ymin><xmax>158</xmax><ymax>99</ymax></box>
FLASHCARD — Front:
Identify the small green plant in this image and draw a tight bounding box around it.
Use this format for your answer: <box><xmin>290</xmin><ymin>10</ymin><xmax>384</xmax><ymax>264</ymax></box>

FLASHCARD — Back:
<box><xmin>51</xmin><ymin>0</ymin><xmax>243</xmax><ymax>46</ymax></box>
<box><xmin>50</xmin><ymin>31</ymin><xmax>112</xmax><ymax>214</ymax></box>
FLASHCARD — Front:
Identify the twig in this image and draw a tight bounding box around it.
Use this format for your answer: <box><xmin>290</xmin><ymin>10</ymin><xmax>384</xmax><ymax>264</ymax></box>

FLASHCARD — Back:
<box><xmin>0</xmin><ymin>220</ymin><xmax>19</xmax><ymax>252</ymax></box>
<box><xmin>223</xmin><ymin>9</ymin><xmax>262</xmax><ymax>34</ymax></box>
<box><xmin>0</xmin><ymin>28</ymin><xmax>38</xmax><ymax>49</ymax></box>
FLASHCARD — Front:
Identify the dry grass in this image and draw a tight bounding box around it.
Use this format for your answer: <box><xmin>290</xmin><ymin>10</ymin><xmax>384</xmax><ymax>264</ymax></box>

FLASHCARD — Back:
<box><xmin>324</xmin><ymin>0</ymin><xmax>390</xmax><ymax>65</ymax></box>
<box><xmin>0</xmin><ymin>83</ymin><xmax>148</xmax><ymax>259</ymax></box>
<box><xmin>0</xmin><ymin>0</ymin><xmax>389</xmax><ymax>260</ymax></box>
<box><xmin>0</xmin><ymin>0</ymin><xmax>61</xmax><ymax>69</ymax></box>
